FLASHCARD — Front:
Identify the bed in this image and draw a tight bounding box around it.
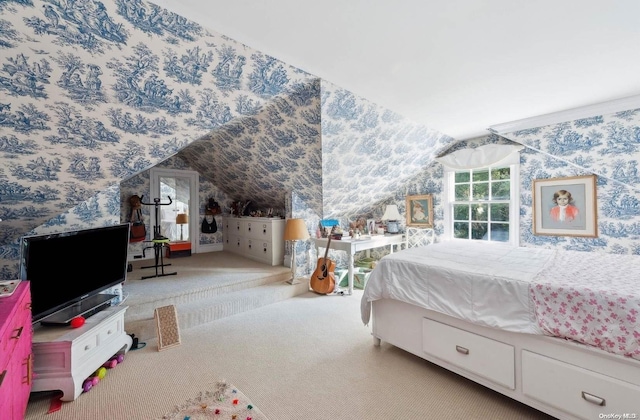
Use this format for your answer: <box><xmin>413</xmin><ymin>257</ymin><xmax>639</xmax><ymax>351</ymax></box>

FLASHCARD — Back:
<box><xmin>361</xmin><ymin>241</ymin><xmax>640</xmax><ymax>420</ymax></box>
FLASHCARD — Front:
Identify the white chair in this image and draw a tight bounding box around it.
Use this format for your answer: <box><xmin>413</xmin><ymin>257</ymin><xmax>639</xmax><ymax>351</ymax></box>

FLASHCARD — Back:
<box><xmin>405</xmin><ymin>227</ymin><xmax>435</xmax><ymax>248</ymax></box>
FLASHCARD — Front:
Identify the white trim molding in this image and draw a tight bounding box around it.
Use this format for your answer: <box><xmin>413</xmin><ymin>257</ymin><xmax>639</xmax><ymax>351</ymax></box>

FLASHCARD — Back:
<box><xmin>488</xmin><ymin>94</ymin><xmax>640</xmax><ymax>135</ymax></box>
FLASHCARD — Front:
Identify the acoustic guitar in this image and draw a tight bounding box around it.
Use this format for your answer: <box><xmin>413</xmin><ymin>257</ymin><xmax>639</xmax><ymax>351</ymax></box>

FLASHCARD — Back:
<box><xmin>310</xmin><ymin>234</ymin><xmax>336</xmax><ymax>294</ymax></box>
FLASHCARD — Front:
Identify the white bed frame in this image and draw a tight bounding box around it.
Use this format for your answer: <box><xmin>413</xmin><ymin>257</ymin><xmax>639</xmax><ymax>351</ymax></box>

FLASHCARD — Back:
<box><xmin>371</xmin><ymin>298</ymin><xmax>640</xmax><ymax>420</ymax></box>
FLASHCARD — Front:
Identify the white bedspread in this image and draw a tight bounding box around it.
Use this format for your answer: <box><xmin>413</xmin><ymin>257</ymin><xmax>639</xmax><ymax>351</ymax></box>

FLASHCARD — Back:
<box><xmin>361</xmin><ymin>241</ymin><xmax>640</xmax><ymax>360</ymax></box>
<box><xmin>361</xmin><ymin>241</ymin><xmax>554</xmax><ymax>334</ymax></box>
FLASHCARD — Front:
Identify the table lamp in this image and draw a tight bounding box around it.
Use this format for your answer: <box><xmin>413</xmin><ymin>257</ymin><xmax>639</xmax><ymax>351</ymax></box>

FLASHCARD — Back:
<box><xmin>284</xmin><ymin>218</ymin><xmax>310</xmax><ymax>284</ymax></box>
<box><xmin>175</xmin><ymin>213</ymin><xmax>188</xmax><ymax>241</ymax></box>
<box><xmin>382</xmin><ymin>204</ymin><xmax>402</xmax><ymax>234</ymax></box>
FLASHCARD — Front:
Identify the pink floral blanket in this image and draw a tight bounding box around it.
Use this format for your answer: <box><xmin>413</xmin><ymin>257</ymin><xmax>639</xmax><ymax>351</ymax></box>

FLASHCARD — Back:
<box><xmin>530</xmin><ymin>250</ymin><xmax>640</xmax><ymax>360</ymax></box>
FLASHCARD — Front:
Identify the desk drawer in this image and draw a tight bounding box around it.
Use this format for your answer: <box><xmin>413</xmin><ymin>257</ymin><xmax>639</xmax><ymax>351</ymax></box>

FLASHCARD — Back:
<box><xmin>422</xmin><ymin>318</ymin><xmax>515</xmax><ymax>389</ymax></box>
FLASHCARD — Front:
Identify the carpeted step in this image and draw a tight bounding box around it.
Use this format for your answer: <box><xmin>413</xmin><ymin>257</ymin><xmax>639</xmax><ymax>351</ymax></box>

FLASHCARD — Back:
<box><xmin>123</xmin><ymin>270</ymin><xmax>291</xmax><ymax>322</ymax></box>
<box><xmin>124</xmin><ymin>279</ymin><xmax>308</xmax><ymax>341</ymax></box>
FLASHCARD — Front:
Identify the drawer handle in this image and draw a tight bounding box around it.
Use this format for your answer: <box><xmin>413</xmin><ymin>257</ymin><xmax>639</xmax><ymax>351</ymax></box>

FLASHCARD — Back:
<box><xmin>85</xmin><ymin>345</ymin><xmax>91</xmax><ymax>351</ymax></box>
<box><xmin>581</xmin><ymin>391</ymin><xmax>606</xmax><ymax>406</ymax></box>
<box><xmin>11</xmin><ymin>326</ymin><xmax>24</xmax><ymax>340</ymax></box>
<box><xmin>23</xmin><ymin>354</ymin><xmax>32</xmax><ymax>385</ymax></box>
<box><xmin>107</xmin><ymin>329</ymin><xmax>113</xmax><ymax>335</ymax></box>
<box><xmin>455</xmin><ymin>345</ymin><xmax>469</xmax><ymax>355</ymax></box>
<box><xmin>249</xmin><ymin>244</ymin><xmax>252</xmax><ymax>249</ymax></box>
<box><xmin>0</xmin><ymin>370</ymin><xmax>6</xmax><ymax>388</ymax></box>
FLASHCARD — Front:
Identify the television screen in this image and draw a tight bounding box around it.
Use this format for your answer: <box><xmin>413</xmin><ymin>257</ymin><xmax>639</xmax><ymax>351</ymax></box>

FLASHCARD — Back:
<box><xmin>20</xmin><ymin>224</ymin><xmax>130</xmax><ymax>324</ymax></box>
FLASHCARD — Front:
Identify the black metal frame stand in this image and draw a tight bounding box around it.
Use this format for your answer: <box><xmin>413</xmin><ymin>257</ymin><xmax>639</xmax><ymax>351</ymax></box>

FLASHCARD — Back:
<box><xmin>140</xmin><ymin>196</ymin><xmax>177</xmax><ymax>279</ymax></box>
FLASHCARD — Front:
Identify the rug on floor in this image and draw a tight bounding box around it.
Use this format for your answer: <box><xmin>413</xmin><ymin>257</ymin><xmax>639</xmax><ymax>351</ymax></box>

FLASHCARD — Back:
<box><xmin>157</xmin><ymin>381</ymin><xmax>268</xmax><ymax>420</ymax></box>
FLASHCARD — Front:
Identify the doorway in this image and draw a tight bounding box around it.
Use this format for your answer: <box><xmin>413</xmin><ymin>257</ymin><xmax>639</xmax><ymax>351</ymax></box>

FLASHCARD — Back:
<box><xmin>150</xmin><ymin>168</ymin><xmax>199</xmax><ymax>253</ymax></box>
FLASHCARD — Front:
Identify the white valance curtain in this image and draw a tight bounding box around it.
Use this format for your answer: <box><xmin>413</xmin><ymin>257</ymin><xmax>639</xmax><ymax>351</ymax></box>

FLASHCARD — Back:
<box><xmin>435</xmin><ymin>144</ymin><xmax>524</xmax><ymax>170</ymax></box>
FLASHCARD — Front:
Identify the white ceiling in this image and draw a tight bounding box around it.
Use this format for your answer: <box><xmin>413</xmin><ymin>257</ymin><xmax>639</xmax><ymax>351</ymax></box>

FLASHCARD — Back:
<box><xmin>150</xmin><ymin>0</ymin><xmax>640</xmax><ymax>140</ymax></box>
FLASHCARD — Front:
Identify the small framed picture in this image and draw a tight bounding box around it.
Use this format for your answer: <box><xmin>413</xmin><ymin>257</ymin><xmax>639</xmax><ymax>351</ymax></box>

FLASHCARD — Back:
<box><xmin>532</xmin><ymin>175</ymin><xmax>597</xmax><ymax>237</ymax></box>
<box><xmin>406</xmin><ymin>194</ymin><xmax>434</xmax><ymax>227</ymax></box>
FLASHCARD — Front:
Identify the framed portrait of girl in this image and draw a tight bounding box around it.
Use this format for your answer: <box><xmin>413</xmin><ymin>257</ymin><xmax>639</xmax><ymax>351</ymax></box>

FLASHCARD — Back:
<box><xmin>406</xmin><ymin>194</ymin><xmax>434</xmax><ymax>228</ymax></box>
<box><xmin>533</xmin><ymin>174</ymin><xmax>597</xmax><ymax>237</ymax></box>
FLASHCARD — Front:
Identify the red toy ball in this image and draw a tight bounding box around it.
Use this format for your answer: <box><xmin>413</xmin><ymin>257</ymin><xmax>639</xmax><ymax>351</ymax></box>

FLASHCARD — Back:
<box><xmin>70</xmin><ymin>317</ymin><xmax>85</xmax><ymax>328</ymax></box>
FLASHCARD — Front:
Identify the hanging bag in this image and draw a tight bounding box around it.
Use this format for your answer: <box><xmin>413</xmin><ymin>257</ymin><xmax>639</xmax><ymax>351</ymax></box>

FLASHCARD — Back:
<box><xmin>201</xmin><ymin>214</ymin><xmax>217</xmax><ymax>233</ymax></box>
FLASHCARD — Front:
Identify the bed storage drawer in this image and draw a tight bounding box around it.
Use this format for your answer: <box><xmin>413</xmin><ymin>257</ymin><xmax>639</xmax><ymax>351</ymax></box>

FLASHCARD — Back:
<box><xmin>522</xmin><ymin>350</ymin><xmax>640</xmax><ymax>419</ymax></box>
<box><xmin>422</xmin><ymin>318</ymin><xmax>514</xmax><ymax>389</ymax></box>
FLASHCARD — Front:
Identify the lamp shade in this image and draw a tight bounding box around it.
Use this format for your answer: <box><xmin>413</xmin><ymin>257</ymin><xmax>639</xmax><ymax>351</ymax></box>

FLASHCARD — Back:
<box><xmin>175</xmin><ymin>213</ymin><xmax>188</xmax><ymax>224</ymax></box>
<box><xmin>381</xmin><ymin>205</ymin><xmax>402</xmax><ymax>221</ymax></box>
<box><xmin>283</xmin><ymin>218</ymin><xmax>310</xmax><ymax>241</ymax></box>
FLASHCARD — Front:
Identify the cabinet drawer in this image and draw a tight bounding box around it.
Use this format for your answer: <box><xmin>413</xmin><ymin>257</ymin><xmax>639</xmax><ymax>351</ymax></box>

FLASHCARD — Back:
<box><xmin>422</xmin><ymin>318</ymin><xmax>514</xmax><ymax>389</ymax></box>
<box><xmin>246</xmin><ymin>239</ymin><xmax>271</xmax><ymax>260</ymax></box>
<box><xmin>224</xmin><ymin>234</ymin><xmax>243</xmax><ymax>254</ymax></box>
<box><xmin>522</xmin><ymin>350</ymin><xmax>640</xmax><ymax>418</ymax></box>
<box><xmin>244</xmin><ymin>221</ymin><xmax>270</xmax><ymax>240</ymax></box>
<box><xmin>97</xmin><ymin>317</ymin><xmax>122</xmax><ymax>346</ymax></box>
<box><xmin>72</xmin><ymin>317</ymin><xmax>120</xmax><ymax>364</ymax></box>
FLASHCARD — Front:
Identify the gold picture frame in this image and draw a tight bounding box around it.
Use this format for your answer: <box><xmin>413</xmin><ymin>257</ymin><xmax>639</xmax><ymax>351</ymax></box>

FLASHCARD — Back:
<box><xmin>532</xmin><ymin>175</ymin><xmax>597</xmax><ymax>237</ymax></box>
<box><xmin>406</xmin><ymin>194</ymin><xmax>434</xmax><ymax>227</ymax></box>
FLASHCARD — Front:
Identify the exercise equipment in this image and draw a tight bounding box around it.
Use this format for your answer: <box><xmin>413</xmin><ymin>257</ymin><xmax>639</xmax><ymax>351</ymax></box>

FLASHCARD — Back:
<box><xmin>139</xmin><ymin>196</ymin><xmax>177</xmax><ymax>280</ymax></box>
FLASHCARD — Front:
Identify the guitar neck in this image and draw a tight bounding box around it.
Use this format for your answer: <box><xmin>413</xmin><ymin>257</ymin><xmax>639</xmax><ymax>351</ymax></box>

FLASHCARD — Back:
<box><xmin>322</xmin><ymin>232</ymin><xmax>332</xmax><ymax>260</ymax></box>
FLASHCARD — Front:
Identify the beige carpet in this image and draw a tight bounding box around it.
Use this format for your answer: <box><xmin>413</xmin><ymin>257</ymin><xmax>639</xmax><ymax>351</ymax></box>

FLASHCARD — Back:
<box><xmin>26</xmin><ymin>290</ymin><xmax>554</xmax><ymax>420</ymax></box>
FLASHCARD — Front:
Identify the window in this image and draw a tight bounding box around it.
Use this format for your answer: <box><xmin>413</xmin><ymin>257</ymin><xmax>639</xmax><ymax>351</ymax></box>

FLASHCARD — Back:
<box><xmin>445</xmin><ymin>164</ymin><xmax>519</xmax><ymax>244</ymax></box>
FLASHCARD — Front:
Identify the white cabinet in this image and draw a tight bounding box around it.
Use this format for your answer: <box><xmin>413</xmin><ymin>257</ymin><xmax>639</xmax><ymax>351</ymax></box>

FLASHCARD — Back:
<box><xmin>31</xmin><ymin>306</ymin><xmax>133</xmax><ymax>401</ymax></box>
<box><xmin>222</xmin><ymin>217</ymin><xmax>285</xmax><ymax>266</ymax></box>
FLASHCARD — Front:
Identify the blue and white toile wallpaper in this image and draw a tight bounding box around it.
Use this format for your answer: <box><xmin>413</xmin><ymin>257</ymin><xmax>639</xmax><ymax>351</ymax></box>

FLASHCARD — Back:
<box><xmin>0</xmin><ymin>0</ymin><xmax>456</xmax><ymax>279</ymax></box>
<box><xmin>406</xmin><ymin>110</ymin><xmax>640</xmax><ymax>256</ymax></box>
<box><xmin>1</xmin><ymin>0</ymin><xmax>639</xmax><ymax>281</ymax></box>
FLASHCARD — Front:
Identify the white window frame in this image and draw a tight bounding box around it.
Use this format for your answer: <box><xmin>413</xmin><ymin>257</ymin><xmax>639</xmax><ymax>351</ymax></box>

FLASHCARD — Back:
<box><xmin>443</xmin><ymin>163</ymin><xmax>520</xmax><ymax>246</ymax></box>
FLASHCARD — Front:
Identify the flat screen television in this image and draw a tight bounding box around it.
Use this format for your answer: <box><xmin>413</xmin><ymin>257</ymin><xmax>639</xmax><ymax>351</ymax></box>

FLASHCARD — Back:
<box><xmin>20</xmin><ymin>223</ymin><xmax>130</xmax><ymax>325</ymax></box>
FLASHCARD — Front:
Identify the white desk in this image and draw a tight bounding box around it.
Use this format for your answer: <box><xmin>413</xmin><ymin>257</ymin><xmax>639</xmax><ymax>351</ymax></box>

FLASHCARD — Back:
<box><xmin>312</xmin><ymin>234</ymin><xmax>404</xmax><ymax>295</ymax></box>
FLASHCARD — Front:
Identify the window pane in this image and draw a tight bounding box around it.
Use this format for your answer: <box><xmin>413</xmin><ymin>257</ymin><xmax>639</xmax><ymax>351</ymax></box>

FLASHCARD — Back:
<box><xmin>448</xmin><ymin>164</ymin><xmax>515</xmax><ymax>244</ymax></box>
<box><xmin>491</xmin><ymin>181</ymin><xmax>510</xmax><ymax>200</ymax></box>
<box><xmin>453</xmin><ymin>204</ymin><xmax>469</xmax><ymax>220</ymax></box>
<box><xmin>489</xmin><ymin>223</ymin><xmax>509</xmax><ymax>242</ymax></box>
<box><xmin>453</xmin><ymin>222</ymin><xmax>469</xmax><ymax>239</ymax></box>
<box><xmin>472</xmin><ymin>182</ymin><xmax>489</xmax><ymax>200</ymax></box>
<box><xmin>472</xmin><ymin>169</ymin><xmax>489</xmax><ymax>182</ymax></box>
<box><xmin>491</xmin><ymin>168</ymin><xmax>510</xmax><ymax>180</ymax></box>
<box><xmin>490</xmin><ymin>203</ymin><xmax>509</xmax><ymax>221</ymax></box>
<box><xmin>471</xmin><ymin>204</ymin><xmax>487</xmax><ymax>221</ymax></box>
<box><xmin>455</xmin><ymin>172</ymin><xmax>470</xmax><ymax>183</ymax></box>
<box><xmin>455</xmin><ymin>184</ymin><xmax>469</xmax><ymax>201</ymax></box>
<box><xmin>471</xmin><ymin>222</ymin><xmax>488</xmax><ymax>240</ymax></box>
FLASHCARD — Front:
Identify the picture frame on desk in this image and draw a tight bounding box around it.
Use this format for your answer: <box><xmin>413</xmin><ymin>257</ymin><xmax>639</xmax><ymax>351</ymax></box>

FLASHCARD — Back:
<box><xmin>406</xmin><ymin>194</ymin><xmax>433</xmax><ymax>228</ymax></box>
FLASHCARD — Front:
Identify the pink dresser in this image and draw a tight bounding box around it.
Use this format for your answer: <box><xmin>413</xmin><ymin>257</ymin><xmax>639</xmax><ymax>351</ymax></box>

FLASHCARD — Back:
<box><xmin>0</xmin><ymin>281</ymin><xmax>32</xmax><ymax>419</ymax></box>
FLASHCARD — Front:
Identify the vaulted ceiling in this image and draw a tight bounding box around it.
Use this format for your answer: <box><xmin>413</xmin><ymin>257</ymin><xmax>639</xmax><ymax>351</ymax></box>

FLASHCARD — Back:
<box><xmin>150</xmin><ymin>0</ymin><xmax>640</xmax><ymax>140</ymax></box>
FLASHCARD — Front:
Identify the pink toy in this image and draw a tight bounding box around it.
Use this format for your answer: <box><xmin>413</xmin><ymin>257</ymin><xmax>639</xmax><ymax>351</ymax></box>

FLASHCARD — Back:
<box><xmin>103</xmin><ymin>359</ymin><xmax>117</xmax><ymax>369</ymax></box>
